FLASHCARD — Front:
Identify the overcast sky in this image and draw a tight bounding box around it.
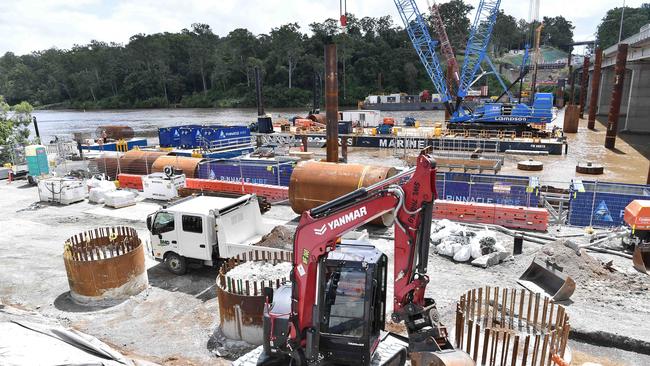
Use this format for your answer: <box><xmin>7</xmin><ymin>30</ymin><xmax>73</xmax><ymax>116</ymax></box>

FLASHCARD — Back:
<box><xmin>0</xmin><ymin>0</ymin><xmax>644</xmax><ymax>55</ymax></box>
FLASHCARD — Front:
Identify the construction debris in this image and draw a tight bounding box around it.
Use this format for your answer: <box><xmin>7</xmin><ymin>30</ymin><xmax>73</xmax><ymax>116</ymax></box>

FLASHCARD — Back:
<box><xmin>538</xmin><ymin>240</ymin><xmax>612</xmax><ymax>284</ymax></box>
<box><xmin>431</xmin><ymin>220</ymin><xmax>508</xmax><ymax>266</ymax></box>
<box><xmin>253</xmin><ymin>225</ymin><xmax>294</xmax><ymax>250</ymax></box>
<box><xmin>225</xmin><ymin>261</ymin><xmax>292</xmax><ymax>283</ymax></box>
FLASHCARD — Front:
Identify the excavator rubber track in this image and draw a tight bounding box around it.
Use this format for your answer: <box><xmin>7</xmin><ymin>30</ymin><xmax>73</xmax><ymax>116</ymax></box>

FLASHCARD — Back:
<box><xmin>233</xmin><ymin>332</ymin><xmax>408</xmax><ymax>366</ymax></box>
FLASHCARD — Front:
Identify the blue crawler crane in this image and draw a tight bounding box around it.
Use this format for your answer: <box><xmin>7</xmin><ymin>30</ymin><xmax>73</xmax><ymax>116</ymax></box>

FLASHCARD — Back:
<box><xmin>393</xmin><ymin>0</ymin><xmax>554</xmax><ymax>134</ymax></box>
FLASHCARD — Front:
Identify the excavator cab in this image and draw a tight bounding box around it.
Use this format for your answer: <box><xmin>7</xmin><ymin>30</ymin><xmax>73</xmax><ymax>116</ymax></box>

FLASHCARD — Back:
<box><xmin>260</xmin><ymin>242</ymin><xmax>407</xmax><ymax>366</ymax></box>
<box><xmin>318</xmin><ymin>243</ymin><xmax>390</xmax><ymax>366</ymax></box>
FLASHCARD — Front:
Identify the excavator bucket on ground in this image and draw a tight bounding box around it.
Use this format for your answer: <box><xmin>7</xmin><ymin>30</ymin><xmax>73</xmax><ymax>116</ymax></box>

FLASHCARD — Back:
<box><xmin>633</xmin><ymin>244</ymin><xmax>650</xmax><ymax>274</ymax></box>
<box><xmin>517</xmin><ymin>259</ymin><xmax>576</xmax><ymax>301</ymax></box>
<box><xmin>410</xmin><ymin>349</ymin><xmax>475</xmax><ymax>366</ymax></box>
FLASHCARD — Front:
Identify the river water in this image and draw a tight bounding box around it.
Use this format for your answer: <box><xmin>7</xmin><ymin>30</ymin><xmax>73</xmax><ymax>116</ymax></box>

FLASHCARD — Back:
<box><xmin>32</xmin><ymin>108</ymin><xmax>648</xmax><ymax>185</ymax></box>
<box><xmin>32</xmin><ymin>108</ymin><xmax>442</xmax><ymax>142</ymax></box>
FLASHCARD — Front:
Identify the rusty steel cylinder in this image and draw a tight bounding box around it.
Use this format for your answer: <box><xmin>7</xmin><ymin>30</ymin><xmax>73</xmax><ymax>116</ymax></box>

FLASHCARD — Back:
<box><xmin>605</xmin><ymin>43</ymin><xmax>628</xmax><ymax>149</ymax></box>
<box><xmin>151</xmin><ymin>155</ymin><xmax>204</xmax><ymax>178</ymax></box>
<box><xmin>96</xmin><ymin>125</ymin><xmax>135</xmax><ymax>140</ymax></box>
<box><xmin>63</xmin><ymin>226</ymin><xmax>147</xmax><ymax>303</ymax></box>
<box><xmin>579</xmin><ymin>56</ymin><xmax>590</xmax><ymax>117</ymax></box>
<box><xmin>289</xmin><ymin>161</ymin><xmax>398</xmax><ymax>225</ymax></box>
<box><xmin>587</xmin><ymin>48</ymin><xmax>603</xmax><ymax>129</ymax></box>
<box><xmin>120</xmin><ymin>150</ymin><xmax>168</xmax><ymax>175</ymax></box>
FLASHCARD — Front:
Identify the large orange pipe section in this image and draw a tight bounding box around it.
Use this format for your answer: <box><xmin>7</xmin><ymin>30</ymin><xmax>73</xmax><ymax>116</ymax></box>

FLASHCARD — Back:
<box><xmin>151</xmin><ymin>155</ymin><xmax>205</xmax><ymax>178</ymax></box>
<box><xmin>289</xmin><ymin>161</ymin><xmax>397</xmax><ymax>225</ymax></box>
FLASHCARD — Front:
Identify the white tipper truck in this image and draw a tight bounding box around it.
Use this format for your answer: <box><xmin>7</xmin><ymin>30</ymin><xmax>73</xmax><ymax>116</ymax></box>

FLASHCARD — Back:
<box><xmin>146</xmin><ymin>194</ymin><xmax>282</xmax><ymax>274</ymax></box>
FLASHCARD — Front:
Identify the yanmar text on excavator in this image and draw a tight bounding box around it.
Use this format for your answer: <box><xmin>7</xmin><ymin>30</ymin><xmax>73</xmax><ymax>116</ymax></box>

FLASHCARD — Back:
<box><xmin>238</xmin><ymin>152</ymin><xmax>475</xmax><ymax>366</ymax></box>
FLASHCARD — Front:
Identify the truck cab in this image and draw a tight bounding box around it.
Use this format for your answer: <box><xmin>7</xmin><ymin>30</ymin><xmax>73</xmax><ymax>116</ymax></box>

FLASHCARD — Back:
<box><xmin>147</xmin><ymin>194</ymin><xmax>277</xmax><ymax>274</ymax></box>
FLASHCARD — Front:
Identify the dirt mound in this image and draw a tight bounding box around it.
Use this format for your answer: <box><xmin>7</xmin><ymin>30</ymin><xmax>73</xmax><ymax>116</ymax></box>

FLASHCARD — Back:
<box><xmin>534</xmin><ymin>240</ymin><xmax>613</xmax><ymax>284</ymax></box>
<box><xmin>253</xmin><ymin>225</ymin><xmax>294</xmax><ymax>251</ymax></box>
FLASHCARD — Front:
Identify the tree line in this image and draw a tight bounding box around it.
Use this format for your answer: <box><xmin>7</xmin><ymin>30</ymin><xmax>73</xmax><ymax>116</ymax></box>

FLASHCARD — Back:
<box><xmin>0</xmin><ymin>0</ymin><xmax>577</xmax><ymax>110</ymax></box>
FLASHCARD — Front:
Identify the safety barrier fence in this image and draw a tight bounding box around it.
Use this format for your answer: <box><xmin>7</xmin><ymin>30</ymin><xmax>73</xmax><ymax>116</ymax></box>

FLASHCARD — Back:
<box><xmin>6</xmin><ymin>142</ymin><xmax>648</xmax><ymax>229</ymax></box>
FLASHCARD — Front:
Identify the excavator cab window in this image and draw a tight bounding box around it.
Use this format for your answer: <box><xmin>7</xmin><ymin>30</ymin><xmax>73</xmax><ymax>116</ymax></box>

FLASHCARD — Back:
<box><xmin>322</xmin><ymin>266</ymin><xmax>367</xmax><ymax>337</ymax></box>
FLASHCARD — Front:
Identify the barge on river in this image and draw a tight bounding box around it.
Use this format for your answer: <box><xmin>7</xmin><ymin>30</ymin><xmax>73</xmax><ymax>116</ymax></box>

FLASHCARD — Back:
<box><xmin>257</xmin><ymin>130</ymin><xmax>567</xmax><ymax>155</ymax></box>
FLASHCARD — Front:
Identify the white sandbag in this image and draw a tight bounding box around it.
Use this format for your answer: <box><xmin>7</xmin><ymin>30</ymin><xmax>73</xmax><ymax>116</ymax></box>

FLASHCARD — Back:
<box><xmin>451</xmin><ymin>243</ymin><xmax>463</xmax><ymax>255</ymax></box>
<box><xmin>436</xmin><ymin>242</ymin><xmax>454</xmax><ymax>257</ymax></box>
<box><xmin>88</xmin><ymin>187</ymin><xmax>113</xmax><ymax>204</ymax></box>
<box><xmin>453</xmin><ymin>245</ymin><xmax>472</xmax><ymax>262</ymax></box>
<box><xmin>470</xmin><ymin>240</ymin><xmax>482</xmax><ymax>259</ymax></box>
<box><xmin>104</xmin><ymin>190</ymin><xmax>137</xmax><ymax>208</ymax></box>
<box><xmin>430</xmin><ymin>219</ymin><xmax>465</xmax><ymax>244</ymax></box>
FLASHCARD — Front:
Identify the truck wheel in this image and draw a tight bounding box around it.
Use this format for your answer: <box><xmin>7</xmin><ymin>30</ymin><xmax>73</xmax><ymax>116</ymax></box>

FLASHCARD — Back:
<box><xmin>165</xmin><ymin>253</ymin><xmax>187</xmax><ymax>275</ymax></box>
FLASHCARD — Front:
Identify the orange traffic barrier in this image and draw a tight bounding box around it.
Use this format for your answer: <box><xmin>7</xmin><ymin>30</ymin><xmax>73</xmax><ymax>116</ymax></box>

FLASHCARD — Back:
<box><xmin>186</xmin><ymin>178</ymin><xmax>288</xmax><ymax>203</ymax></box>
<box><xmin>433</xmin><ymin>200</ymin><xmax>548</xmax><ymax>232</ymax></box>
<box><xmin>117</xmin><ymin>174</ymin><xmax>143</xmax><ymax>191</ymax></box>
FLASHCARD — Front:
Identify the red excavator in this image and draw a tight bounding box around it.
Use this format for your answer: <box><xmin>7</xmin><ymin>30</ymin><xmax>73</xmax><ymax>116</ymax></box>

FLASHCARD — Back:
<box><xmin>245</xmin><ymin>152</ymin><xmax>474</xmax><ymax>366</ymax></box>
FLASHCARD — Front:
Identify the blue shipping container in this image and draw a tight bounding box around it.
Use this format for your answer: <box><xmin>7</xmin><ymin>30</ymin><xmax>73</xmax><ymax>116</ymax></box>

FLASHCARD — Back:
<box><xmin>170</xmin><ymin>125</ymin><xmax>250</xmax><ymax>149</ymax></box>
<box><xmin>159</xmin><ymin>125</ymin><xmax>191</xmax><ymax>147</ymax></box>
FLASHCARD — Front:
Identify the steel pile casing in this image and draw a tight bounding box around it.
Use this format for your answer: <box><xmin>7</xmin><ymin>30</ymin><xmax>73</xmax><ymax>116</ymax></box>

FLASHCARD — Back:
<box><xmin>92</xmin><ymin>150</ymin><xmax>168</xmax><ymax>179</ymax></box>
<box><xmin>151</xmin><ymin>155</ymin><xmax>205</xmax><ymax>178</ymax></box>
<box><xmin>455</xmin><ymin>287</ymin><xmax>571</xmax><ymax>366</ymax></box>
<box><xmin>216</xmin><ymin>250</ymin><xmax>292</xmax><ymax>345</ymax></box>
<box><xmin>120</xmin><ymin>150</ymin><xmax>168</xmax><ymax>175</ymax></box>
<box><xmin>289</xmin><ymin>161</ymin><xmax>397</xmax><ymax>225</ymax></box>
<box><xmin>96</xmin><ymin>125</ymin><xmax>135</xmax><ymax>140</ymax></box>
<box><xmin>63</xmin><ymin>226</ymin><xmax>147</xmax><ymax>303</ymax></box>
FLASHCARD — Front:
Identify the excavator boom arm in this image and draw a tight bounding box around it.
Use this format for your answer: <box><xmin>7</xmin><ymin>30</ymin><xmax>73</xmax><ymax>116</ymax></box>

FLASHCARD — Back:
<box><xmin>289</xmin><ymin>154</ymin><xmax>437</xmax><ymax>345</ymax></box>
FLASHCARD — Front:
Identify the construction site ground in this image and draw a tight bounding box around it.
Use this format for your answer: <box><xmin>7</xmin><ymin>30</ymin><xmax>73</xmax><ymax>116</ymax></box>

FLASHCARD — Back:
<box><xmin>1</xmin><ymin>181</ymin><xmax>649</xmax><ymax>365</ymax></box>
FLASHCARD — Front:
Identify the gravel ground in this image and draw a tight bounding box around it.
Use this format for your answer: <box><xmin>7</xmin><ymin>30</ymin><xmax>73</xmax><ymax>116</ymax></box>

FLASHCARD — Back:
<box><xmin>1</xmin><ymin>176</ymin><xmax>649</xmax><ymax>365</ymax></box>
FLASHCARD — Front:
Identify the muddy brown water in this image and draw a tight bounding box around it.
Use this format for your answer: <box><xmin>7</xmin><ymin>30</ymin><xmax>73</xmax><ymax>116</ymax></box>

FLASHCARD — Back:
<box><xmin>33</xmin><ymin>108</ymin><xmax>649</xmax><ymax>185</ymax></box>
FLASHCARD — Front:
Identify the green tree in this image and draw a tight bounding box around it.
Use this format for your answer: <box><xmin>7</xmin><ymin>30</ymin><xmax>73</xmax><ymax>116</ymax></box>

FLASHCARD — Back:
<box><xmin>0</xmin><ymin>96</ymin><xmax>34</xmax><ymax>163</ymax></box>
<box><xmin>269</xmin><ymin>23</ymin><xmax>304</xmax><ymax>89</ymax></box>
<box><xmin>597</xmin><ymin>4</ymin><xmax>650</xmax><ymax>49</ymax></box>
<box><xmin>437</xmin><ymin>0</ymin><xmax>473</xmax><ymax>52</ymax></box>
<box><xmin>541</xmin><ymin>16</ymin><xmax>574</xmax><ymax>52</ymax></box>
<box><xmin>492</xmin><ymin>11</ymin><xmax>521</xmax><ymax>56</ymax></box>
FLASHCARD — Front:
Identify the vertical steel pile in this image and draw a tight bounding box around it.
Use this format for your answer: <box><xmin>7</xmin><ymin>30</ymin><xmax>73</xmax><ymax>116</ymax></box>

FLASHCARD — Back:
<box><xmin>455</xmin><ymin>286</ymin><xmax>571</xmax><ymax>366</ymax></box>
<box><xmin>587</xmin><ymin>48</ymin><xmax>603</xmax><ymax>129</ymax></box>
<box><xmin>255</xmin><ymin>67</ymin><xmax>264</xmax><ymax>117</ymax></box>
<box><xmin>325</xmin><ymin>44</ymin><xmax>339</xmax><ymax>163</ymax></box>
<box><xmin>579</xmin><ymin>56</ymin><xmax>590</xmax><ymax>118</ymax></box>
<box><xmin>216</xmin><ymin>249</ymin><xmax>293</xmax><ymax>345</ymax></box>
<box><xmin>567</xmin><ymin>52</ymin><xmax>575</xmax><ymax>105</ymax></box>
<box><xmin>605</xmin><ymin>43</ymin><xmax>628</xmax><ymax>149</ymax></box>
<box><xmin>63</xmin><ymin>226</ymin><xmax>147</xmax><ymax>304</ymax></box>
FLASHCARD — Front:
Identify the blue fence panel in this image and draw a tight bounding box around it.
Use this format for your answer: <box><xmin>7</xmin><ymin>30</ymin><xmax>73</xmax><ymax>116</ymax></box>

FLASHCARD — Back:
<box><xmin>197</xmin><ymin>159</ymin><xmax>296</xmax><ymax>187</ymax></box>
<box><xmin>569</xmin><ymin>181</ymin><xmax>650</xmax><ymax>227</ymax></box>
<box><xmin>437</xmin><ymin>172</ymin><xmax>536</xmax><ymax>207</ymax></box>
